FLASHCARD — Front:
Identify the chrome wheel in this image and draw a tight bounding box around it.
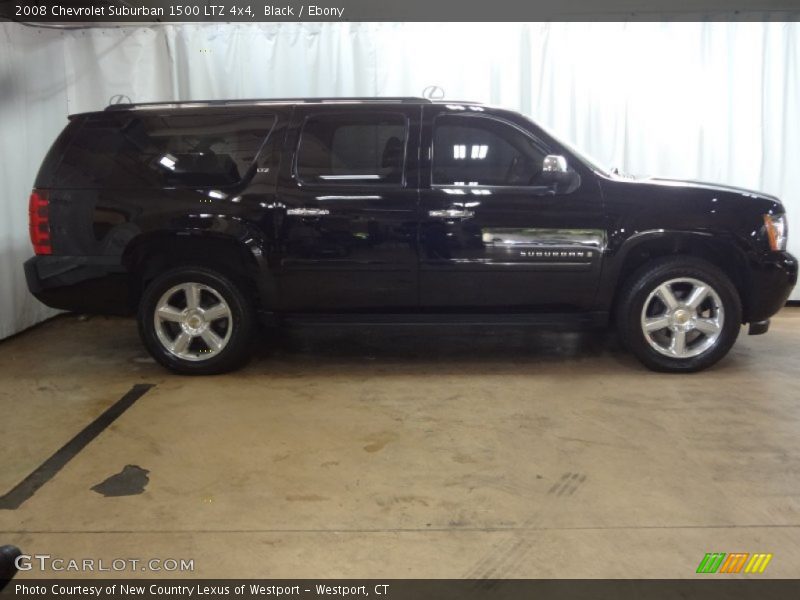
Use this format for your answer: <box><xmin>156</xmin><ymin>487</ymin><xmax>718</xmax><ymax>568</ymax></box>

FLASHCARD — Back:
<box><xmin>153</xmin><ymin>282</ymin><xmax>233</xmax><ymax>362</ymax></box>
<box><xmin>640</xmin><ymin>277</ymin><xmax>724</xmax><ymax>359</ymax></box>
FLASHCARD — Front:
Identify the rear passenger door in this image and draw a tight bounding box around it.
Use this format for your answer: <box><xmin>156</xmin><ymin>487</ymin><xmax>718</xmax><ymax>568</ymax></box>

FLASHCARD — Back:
<box><xmin>274</xmin><ymin>105</ymin><xmax>421</xmax><ymax>311</ymax></box>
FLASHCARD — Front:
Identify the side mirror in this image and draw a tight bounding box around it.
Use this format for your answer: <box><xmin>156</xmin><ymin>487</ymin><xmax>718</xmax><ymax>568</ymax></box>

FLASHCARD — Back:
<box><xmin>541</xmin><ymin>154</ymin><xmax>580</xmax><ymax>192</ymax></box>
<box><xmin>543</xmin><ymin>154</ymin><xmax>568</xmax><ymax>174</ymax></box>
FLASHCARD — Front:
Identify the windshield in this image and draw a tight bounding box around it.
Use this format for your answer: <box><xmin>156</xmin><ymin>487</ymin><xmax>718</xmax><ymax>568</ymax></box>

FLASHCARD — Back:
<box><xmin>556</xmin><ymin>137</ymin><xmax>613</xmax><ymax>177</ymax></box>
<box><xmin>523</xmin><ymin>117</ymin><xmax>612</xmax><ymax>177</ymax></box>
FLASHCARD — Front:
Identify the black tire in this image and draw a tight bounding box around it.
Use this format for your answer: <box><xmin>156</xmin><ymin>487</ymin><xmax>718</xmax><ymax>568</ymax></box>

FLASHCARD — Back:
<box><xmin>138</xmin><ymin>266</ymin><xmax>256</xmax><ymax>375</ymax></box>
<box><xmin>616</xmin><ymin>256</ymin><xmax>742</xmax><ymax>372</ymax></box>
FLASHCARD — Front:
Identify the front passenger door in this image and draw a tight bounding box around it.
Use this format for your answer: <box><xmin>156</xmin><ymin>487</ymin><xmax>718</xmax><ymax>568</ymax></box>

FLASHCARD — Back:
<box><xmin>418</xmin><ymin>106</ymin><xmax>605</xmax><ymax>311</ymax></box>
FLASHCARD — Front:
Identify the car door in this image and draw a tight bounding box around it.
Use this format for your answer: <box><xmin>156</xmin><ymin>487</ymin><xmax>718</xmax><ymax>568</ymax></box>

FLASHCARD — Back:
<box><xmin>273</xmin><ymin>104</ymin><xmax>421</xmax><ymax>311</ymax></box>
<box><xmin>418</xmin><ymin>105</ymin><xmax>606</xmax><ymax>311</ymax></box>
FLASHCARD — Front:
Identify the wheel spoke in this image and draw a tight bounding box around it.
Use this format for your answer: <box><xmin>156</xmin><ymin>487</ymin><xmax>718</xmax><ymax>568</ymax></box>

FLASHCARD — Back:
<box><xmin>686</xmin><ymin>284</ymin><xmax>710</xmax><ymax>310</ymax></box>
<box><xmin>656</xmin><ymin>284</ymin><xmax>679</xmax><ymax>311</ymax></box>
<box><xmin>184</xmin><ymin>283</ymin><xmax>201</xmax><ymax>310</ymax></box>
<box><xmin>156</xmin><ymin>305</ymin><xmax>184</xmax><ymax>322</ymax></box>
<box><xmin>670</xmin><ymin>329</ymin><xmax>687</xmax><ymax>356</ymax></box>
<box><xmin>644</xmin><ymin>315</ymin><xmax>671</xmax><ymax>332</ymax></box>
<box><xmin>203</xmin><ymin>303</ymin><xmax>230</xmax><ymax>322</ymax></box>
<box><xmin>201</xmin><ymin>329</ymin><xmax>223</xmax><ymax>353</ymax></box>
<box><xmin>694</xmin><ymin>318</ymin><xmax>721</xmax><ymax>336</ymax></box>
<box><xmin>170</xmin><ymin>331</ymin><xmax>192</xmax><ymax>354</ymax></box>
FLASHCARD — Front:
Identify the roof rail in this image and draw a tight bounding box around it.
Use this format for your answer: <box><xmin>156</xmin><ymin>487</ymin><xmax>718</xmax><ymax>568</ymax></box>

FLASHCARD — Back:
<box><xmin>104</xmin><ymin>97</ymin><xmax>433</xmax><ymax>111</ymax></box>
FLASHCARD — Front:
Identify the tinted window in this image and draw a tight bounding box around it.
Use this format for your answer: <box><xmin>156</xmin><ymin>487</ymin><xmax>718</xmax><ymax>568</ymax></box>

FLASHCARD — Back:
<box><xmin>432</xmin><ymin>115</ymin><xmax>547</xmax><ymax>187</ymax></box>
<box><xmin>56</xmin><ymin>113</ymin><xmax>274</xmax><ymax>188</ymax></box>
<box><xmin>296</xmin><ymin>113</ymin><xmax>407</xmax><ymax>184</ymax></box>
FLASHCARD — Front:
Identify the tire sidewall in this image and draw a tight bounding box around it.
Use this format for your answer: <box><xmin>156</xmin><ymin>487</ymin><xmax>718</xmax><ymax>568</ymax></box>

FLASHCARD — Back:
<box><xmin>619</xmin><ymin>259</ymin><xmax>741</xmax><ymax>372</ymax></box>
<box><xmin>138</xmin><ymin>267</ymin><xmax>254</xmax><ymax>375</ymax></box>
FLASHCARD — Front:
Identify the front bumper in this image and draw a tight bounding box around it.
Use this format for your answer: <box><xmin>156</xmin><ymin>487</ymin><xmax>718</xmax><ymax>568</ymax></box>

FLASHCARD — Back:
<box><xmin>744</xmin><ymin>251</ymin><xmax>797</xmax><ymax>323</ymax></box>
<box><xmin>24</xmin><ymin>255</ymin><xmax>132</xmax><ymax>315</ymax></box>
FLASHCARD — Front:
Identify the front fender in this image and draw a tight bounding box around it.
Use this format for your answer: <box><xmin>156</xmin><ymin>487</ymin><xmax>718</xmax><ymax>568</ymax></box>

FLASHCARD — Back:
<box><xmin>595</xmin><ymin>229</ymin><xmax>751</xmax><ymax>312</ymax></box>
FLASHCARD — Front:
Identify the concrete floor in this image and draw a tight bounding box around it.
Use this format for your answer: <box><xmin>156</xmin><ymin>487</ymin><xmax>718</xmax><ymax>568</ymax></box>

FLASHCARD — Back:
<box><xmin>1</xmin><ymin>309</ymin><xmax>800</xmax><ymax>579</ymax></box>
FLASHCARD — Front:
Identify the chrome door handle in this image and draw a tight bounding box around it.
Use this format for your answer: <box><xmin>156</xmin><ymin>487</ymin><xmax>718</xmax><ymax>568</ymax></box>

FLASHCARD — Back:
<box><xmin>428</xmin><ymin>209</ymin><xmax>474</xmax><ymax>219</ymax></box>
<box><xmin>287</xmin><ymin>208</ymin><xmax>330</xmax><ymax>216</ymax></box>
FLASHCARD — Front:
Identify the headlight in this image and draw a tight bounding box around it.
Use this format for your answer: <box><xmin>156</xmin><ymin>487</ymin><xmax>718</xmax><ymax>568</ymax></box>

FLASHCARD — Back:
<box><xmin>763</xmin><ymin>213</ymin><xmax>787</xmax><ymax>251</ymax></box>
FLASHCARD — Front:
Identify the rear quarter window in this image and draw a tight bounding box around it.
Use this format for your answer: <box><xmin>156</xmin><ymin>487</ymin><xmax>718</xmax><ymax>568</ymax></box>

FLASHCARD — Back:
<box><xmin>54</xmin><ymin>113</ymin><xmax>275</xmax><ymax>189</ymax></box>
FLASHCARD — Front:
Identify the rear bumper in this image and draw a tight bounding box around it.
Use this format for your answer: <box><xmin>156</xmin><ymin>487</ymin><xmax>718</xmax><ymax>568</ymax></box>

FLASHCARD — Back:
<box><xmin>24</xmin><ymin>255</ymin><xmax>132</xmax><ymax>315</ymax></box>
<box><xmin>744</xmin><ymin>251</ymin><xmax>797</xmax><ymax>323</ymax></box>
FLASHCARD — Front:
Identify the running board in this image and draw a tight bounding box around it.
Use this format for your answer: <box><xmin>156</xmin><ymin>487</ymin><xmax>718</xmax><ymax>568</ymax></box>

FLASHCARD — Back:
<box><xmin>278</xmin><ymin>311</ymin><xmax>609</xmax><ymax>329</ymax></box>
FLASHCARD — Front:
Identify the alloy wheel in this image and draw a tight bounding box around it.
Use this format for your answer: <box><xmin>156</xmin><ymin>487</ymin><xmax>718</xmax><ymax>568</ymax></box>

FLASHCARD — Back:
<box><xmin>153</xmin><ymin>282</ymin><xmax>233</xmax><ymax>362</ymax></box>
<box><xmin>639</xmin><ymin>277</ymin><xmax>725</xmax><ymax>359</ymax></box>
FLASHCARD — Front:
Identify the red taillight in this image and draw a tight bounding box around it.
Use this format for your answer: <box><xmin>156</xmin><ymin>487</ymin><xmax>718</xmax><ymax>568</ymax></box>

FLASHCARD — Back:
<box><xmin>29</xmin><ymin>189</ymin><xmax>52</xmax><ymax>255</ymax></box>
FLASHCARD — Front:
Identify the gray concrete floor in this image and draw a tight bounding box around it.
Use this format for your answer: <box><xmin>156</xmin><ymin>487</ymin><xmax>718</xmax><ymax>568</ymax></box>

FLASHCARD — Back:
<box><xmin>1</xmin><ymin>309</ymin><xmax>800</xmax><ymax>578</ymax></box>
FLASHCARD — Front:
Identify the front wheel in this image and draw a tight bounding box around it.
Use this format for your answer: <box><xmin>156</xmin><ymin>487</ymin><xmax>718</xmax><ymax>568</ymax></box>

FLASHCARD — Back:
<box><xmin>616</xmin><ymin>257</ymin><xmax>742</xmax><ymax>372</ymax></box>
<box><xmin>138</xmin><ymin>266</ymin><xmax>256</xmax><ymax>375</ymax></box>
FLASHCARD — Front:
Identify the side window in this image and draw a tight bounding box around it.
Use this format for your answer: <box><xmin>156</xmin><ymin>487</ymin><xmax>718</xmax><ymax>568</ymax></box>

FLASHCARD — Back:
<box><xmin>57</xmin><ymin>113</ymin><xmax>275</xmax><ymax>188</ymax></box>
<box><xmin>432</xmin><ymin>115</ymin><xmax>547</xmax><ymax>187</ymax></box>
<box><xmin>296</xmin><ymin>113</ymin><xmax>407</xmax><ymax>185</ymax></box>
<box><xmin>141</xmin><ymin>114</ymin><xmax>274</xmax><ymax>186</ymax></box>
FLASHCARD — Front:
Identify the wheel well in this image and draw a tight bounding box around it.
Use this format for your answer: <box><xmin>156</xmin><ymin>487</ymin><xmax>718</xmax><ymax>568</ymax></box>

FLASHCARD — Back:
<box><xmin>611</xmin><ymin>236</ymin><xmax>749</xmax><ymax>321</ymax></box>
<box><xmin>123</xmin><ymin>233</ymin><xmax>261</xmax><ymax>311</ymax></box>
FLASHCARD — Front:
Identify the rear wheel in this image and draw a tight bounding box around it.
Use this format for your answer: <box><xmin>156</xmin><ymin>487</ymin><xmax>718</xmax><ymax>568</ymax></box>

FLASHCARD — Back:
<box><xmin>138</xmin><ymin>266</ymin><xmax>256</xmax><ymax>374</ymax></box>
<box><xmin>616</xmin><ymin>257</ymin><xmax>741</xmax><ymax>372</ymax></box>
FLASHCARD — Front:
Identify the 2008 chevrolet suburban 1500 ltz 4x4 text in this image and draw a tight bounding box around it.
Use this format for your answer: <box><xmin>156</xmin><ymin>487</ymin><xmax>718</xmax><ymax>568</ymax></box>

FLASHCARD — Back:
<box><xmin>25</xmin><ymin>97</ymin><xmax>797</xmax><ymax>374</ymax></box>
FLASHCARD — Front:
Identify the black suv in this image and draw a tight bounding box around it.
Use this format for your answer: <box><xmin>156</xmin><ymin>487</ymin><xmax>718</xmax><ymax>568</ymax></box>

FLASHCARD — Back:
<box><xmin>25</xmin><ymin>97</ymin><xmax>796</xmax><ymax>374</ymax></box>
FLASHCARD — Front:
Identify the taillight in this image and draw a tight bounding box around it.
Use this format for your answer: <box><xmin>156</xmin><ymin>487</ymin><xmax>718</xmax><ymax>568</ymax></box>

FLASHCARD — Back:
<box><xmin>29</xmin><ymin>189</ymin><xmax>52</xmax><ymax>255</ymax></box>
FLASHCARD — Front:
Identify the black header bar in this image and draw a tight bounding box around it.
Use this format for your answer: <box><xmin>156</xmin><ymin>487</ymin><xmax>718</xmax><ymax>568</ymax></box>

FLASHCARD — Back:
<box><xmin>2</xmin><ymin>580</ymin><xmax>800</xmax><ymax>600</ymax></box>
<box><xmin>2</xmin><ymin>0</ymin><xmax>800</xmax><ymax>23</ymax></box>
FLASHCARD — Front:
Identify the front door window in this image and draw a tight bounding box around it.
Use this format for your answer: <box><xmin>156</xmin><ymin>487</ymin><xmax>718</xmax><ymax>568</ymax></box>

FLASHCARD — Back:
<box><xmin>432</xmin><ymin>115</ymin><xmax>547</xmax><ymax>187</ymax></box>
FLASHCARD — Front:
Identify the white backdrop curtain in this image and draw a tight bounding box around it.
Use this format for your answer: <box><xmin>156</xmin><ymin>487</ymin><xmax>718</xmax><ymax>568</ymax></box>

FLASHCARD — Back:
<box><xmin>2</xmin><ymin>21</ymin><xmax>799</xmax><ymax>338</ymax></box>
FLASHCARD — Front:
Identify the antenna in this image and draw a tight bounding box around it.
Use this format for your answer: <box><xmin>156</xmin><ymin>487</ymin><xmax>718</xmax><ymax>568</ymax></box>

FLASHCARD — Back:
<box><xmin>108</xmin><ymin>94</ymin><xmax>132</xmax><ymax>106</ymax></box>
<box><xmin>422</xmin><ymin>86</ymin><xmax>445</xmax><ymax>100</ymax></box>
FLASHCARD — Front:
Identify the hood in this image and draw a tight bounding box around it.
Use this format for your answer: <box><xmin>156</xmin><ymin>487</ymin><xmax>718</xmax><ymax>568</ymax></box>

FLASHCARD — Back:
<box><xmin>642</xmin><ymin>176</ymin><xmax>782</xmax><ymax>205</ymax></box>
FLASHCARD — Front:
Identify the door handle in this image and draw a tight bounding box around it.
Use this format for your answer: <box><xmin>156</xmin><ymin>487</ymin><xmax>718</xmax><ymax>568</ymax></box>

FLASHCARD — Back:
<box><xmin>428</xmin><ymin>208</ymin><xmax>474</xmax><ymax>219</ymax></box>
<box><xmin>287</xmin><ymin>208</ymin><xmax>330</xmax><ymax>217</ymax></box>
